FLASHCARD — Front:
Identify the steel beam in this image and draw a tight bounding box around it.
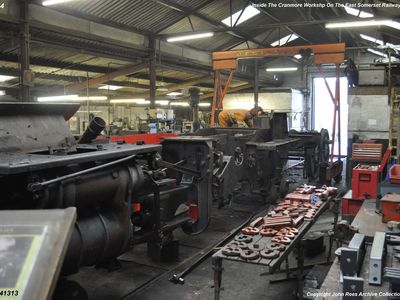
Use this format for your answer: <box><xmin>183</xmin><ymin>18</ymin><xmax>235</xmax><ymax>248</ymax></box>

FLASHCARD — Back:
<box><xmin>200</xmin><ymin>83</ymin><xmax>253</xmax><ymax>100</ymax></box>
<box><xmin>149</xmin><ymin>38</ymin><xmax>156</xmax><ymax>109</ymax></box>
<box><xmin>154</xmin><ymin>0</ymin><xmax>215</xmax><ymax>34</ymax></box>
<box><xmin>19</xmin><ymin>0</ymin><xmax>30</xmax><ymax>101</ymax></box>
<box><xmin>65</xmin><ymin>62</ymin><xmax>148</xmax><ymax>93</ymax></box>
<box><xmin>132</xmin><ymin>75</ymin><xmax>211</xmax><ymax>99</ymax></box>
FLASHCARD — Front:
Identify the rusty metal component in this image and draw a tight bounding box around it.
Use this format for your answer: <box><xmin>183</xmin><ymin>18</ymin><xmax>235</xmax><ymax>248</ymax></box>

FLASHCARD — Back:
<box><xmin>286</xmin><ymin>193</ymin><xmax>312</xmax><ymax>202</ymax></box>
<box><xmin>268</xmin><ymin>243</ymin><xmax>286</xmax><ymax>252</ymax></box>
<box><xmin>228</xmin><ymin>241</ymin><xmax>248</xmax><ymax>250</ymax></box>
<box><xmin>271</xmin><ymin>236</ymin><xmax>291</xmax><ymax>244</ymax></box>
<box><xmin>222</xmin><ymin>246</ymin><xmax>241</xmax><ymax>257</ymax></box>
<box><xmin>260</xmin><ymin>228</ymin><xmax>278</xmax><ymax>237</ymax></box>
<box><xmin>248</xmin><ymin>243</ymin><xmax>266</xmax><ymax>251</ymax></box>
<box><xmin>241</xmin><ymin>227</ymin><xmax>260</xmax><ymax>235</ymax></box>
<box><xmin>235</xmin><ymin>234</ymin><xmax>253</xmax><ymax>243</ymax></box>
<box><xmin>292</xmin><ymin>215</ymin><xmax>304</xmax><ymax>227</ymax></box>
<box><xmin>250</xmin><ymin>217</ymin><xmax>264</xmax><ymax>228</ymax></box>
<box><xmin>239</xmin><ymin>249</ymin><xmax>260</xmax><ymax>260</ymax></box>
<box><xmin>296</xmin><ymin>185</ymin><xmax>316</xmax><ymax>194</ymax></box>
<box><xmin>260</xmin><ymin>249</ymin><xmax>280</xmax><ymax>259</ymax></box>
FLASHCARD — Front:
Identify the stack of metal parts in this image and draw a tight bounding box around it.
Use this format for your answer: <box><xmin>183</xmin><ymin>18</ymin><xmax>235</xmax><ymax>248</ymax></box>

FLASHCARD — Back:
<box><xmin>219</xmin><ymin>185</ymin><xmax>337</xmax><ymax>261</ymax></box>
<box><xmin>339</xmin><ymin>232</ymin><xmax>387</xmax><ymax>299</ymax></box>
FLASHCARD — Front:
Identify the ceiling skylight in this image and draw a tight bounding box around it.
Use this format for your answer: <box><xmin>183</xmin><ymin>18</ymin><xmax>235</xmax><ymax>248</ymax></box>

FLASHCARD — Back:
<box><xmin>344</xmin><ymin>6</ymin><xmax>374</xmax><ymax>18</ymax></box>
<box><xmin>271</xmin><ymin>33</ymin><xmax>299</xmax><ymax>47</ymax></box>
<box><xmin>221</xmin><ymin>5</ymin><xmax>260</xmax><ymax>26</ymax></box>
<box><xmin>0</xmin><ymin>75</ymin><xmax>15</xmax><ymax>82</ymax></box>
<box><xmin>98</xmin><ymin>85</ymin><xmax>123</xmax><ymax>90</ymax></box>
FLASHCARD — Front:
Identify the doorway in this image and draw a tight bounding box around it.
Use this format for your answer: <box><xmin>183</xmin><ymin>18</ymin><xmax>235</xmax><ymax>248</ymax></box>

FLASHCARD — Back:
<box><xmin>313</xmin><ymin>77</ymin><xmax>348</xmax><ymax>156</ymax></box>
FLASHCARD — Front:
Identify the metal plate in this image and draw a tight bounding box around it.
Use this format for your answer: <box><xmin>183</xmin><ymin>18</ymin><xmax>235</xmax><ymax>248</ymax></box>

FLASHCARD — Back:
<box><xmin>341</xmin><ymin>248</ymin><xmax>359</xmax><ymax>277</ymax></box>
<box><xmin>369</xmin><ymin>232</ymin><xmax>386</xmax><ymax>285</ymax></box>
<box><xmin>343</xmin><ymin>276</ymin><xmax>364</xmax><ymax>300</ymax></box>
<box><xmin>0</xmin><ymin>144</ymin><xmax>161</xmax><ymax>174</ymax></box>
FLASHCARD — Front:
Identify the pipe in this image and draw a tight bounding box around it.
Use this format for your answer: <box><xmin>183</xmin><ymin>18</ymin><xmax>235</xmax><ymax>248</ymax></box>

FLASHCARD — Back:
<box><xmin>78</xmin><ymin>116</ymin><xmax>106</xmax><ymax>144</ymax></box>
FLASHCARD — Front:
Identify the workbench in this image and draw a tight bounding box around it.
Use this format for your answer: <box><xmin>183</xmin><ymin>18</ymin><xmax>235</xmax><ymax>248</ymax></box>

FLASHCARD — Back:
<box><xmin>317</xmin><ymin>199</ymin><xmax>398</xmax><ymax>299</ymax></box>
<box><xmin>212</xmin><ymin>196</ymin><xmax>338</xmax><ymax>300</ymax></box>
<box><xmin>351</xmin><ymin>200</ymin><xmax>386</xmax><ymax>241</ymax></box>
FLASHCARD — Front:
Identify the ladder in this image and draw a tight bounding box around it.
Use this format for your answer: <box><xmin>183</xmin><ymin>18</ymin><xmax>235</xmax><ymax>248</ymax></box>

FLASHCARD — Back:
<box><xmin>390</xmin><ymin>87</ymin><xmax>400</xmax><ymax>161</ymax></box>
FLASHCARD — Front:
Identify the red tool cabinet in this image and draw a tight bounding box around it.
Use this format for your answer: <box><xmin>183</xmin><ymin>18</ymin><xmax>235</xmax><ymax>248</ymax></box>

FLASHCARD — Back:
<box><xmin>351</xmin><ymin>147</ymin><xmax>391</xmax><ymax>199</ymax></box>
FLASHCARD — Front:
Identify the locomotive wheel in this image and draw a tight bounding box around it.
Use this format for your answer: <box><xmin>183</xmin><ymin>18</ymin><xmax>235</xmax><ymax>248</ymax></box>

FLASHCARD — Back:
<box><xmin>305</xmin><ymin>147</ymin><xmax>319</xmax><ymax>180</ymax></box>
<box><xmin>319</xmin><ymin>128</ymin><xmax>330</xmax><ymax>164</ymax></box>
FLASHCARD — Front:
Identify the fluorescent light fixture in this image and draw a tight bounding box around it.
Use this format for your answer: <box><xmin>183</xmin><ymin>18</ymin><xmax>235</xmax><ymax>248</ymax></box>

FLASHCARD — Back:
<box><xmin>110</xmin><ymin>99</ymin><xmax>147</xmax><ymax>104</ymax></box>
<box><xmin>199</xmin><ymin>103</ymin><xmax>211</xmax><ymax>107</ymax></box>
<box><xmin>271</xmin><ymin>33</ymin><xmax>299</xmax><ymax>47</ymax></box>
<box><xmin>386</xmin><ymin>20</ymin><xmax>400</xmax><ymax>30</ymax></box>
<box><xmin>221</xmin><ymin>5</ymin><xmax>260</xmax><ymax>26</ymax></box>
<box><xmin>266</xmin><ymin>67</ymin><xmax>298</xmax><ymax>72</ymax></box>
<box><xmin>167</xmin><ymin>32</ymin><xmax>214</xmax><ymax>42</ymax></box>
<box><xmin>326</xmin><ymin>19</ymin><xmax>389</xmax><ymax>29</ymax></box>
<box><xmin>0</xmin><ymin>75</ymin><xmax>15</xmax><ymax>82</ymax></box>
<box><xmin>43</xmin><ymin>0</ymin><xmax>75</xmax><ymax>5</ymax></box>
<box><xmin>367</xmin><ymin>48</ymin><xmax>387</xmax><ymax>58</ymax></box>
<box><xmin>294</xmin><ymin>54</ymin><xmax>302</xmax><ymax>59</ymax></box>
<box><xmin>167</xmin><ymin>92</ymin><xmax>182</xmax><ymax>96</ymax></box>
<box><xmin>360</xmin><ymin>34</ymin><xmax>384</xmax><ymax>45</ymax></box>
<box><xmin>98</xmin><ymin>85</ymin><xmax>123</xmax><ymax>90</ymax></box>
<box><xmin>156</xmin><ymin>100</ymin><xmax>170</xmax><ymax>105</ymax></box>
<box><xmin>344</xmin><ymin>6</ymin><xmax>374</xmax><ymax>18</ymax></box>
<box><xmin>37</xmin><ymin>94</ymin><xmax>79</xmax><ymax>102</ymax></box>
<box><xmin>157</xmin><ymin>86</ymin><xmax>169</xmax><ymax>92</ymax></box>
<box><xmin>170</xmin><ymin>102</ymin><xmax>189</xmax><ymax>107</ymax></box>
<box><xmin>386</xmin><ymin>42</ymin><xmax>400</xmax><ymax>49</ymax></box>
<box><xmin>0</xmin><ymin>90</ymin><xmax>5</xmax><ymax>96</ymax></box>
<box><xmin>76</xmin><ymin>96</ymin><xmax>108</xmax><ymax>101</ymax></box>
<box><xmin>77</xmin><ymin>110</ymin><xmax>102</xmax><ymax>113</ymax></box>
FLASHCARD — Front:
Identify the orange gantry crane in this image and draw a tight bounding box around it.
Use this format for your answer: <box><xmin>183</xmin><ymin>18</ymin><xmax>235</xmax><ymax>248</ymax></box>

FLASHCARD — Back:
<box><xmin>210</xmin><ymin>43</ymin><xmax>346</xmax><ymax>181</ymax></box>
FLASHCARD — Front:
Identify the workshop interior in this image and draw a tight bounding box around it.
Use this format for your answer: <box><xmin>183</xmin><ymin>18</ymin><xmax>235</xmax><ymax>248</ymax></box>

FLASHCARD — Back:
<box><xmin>0</xmin><ymin>0</ymin><xmax>400</xmax><ymax>299</ymax></box>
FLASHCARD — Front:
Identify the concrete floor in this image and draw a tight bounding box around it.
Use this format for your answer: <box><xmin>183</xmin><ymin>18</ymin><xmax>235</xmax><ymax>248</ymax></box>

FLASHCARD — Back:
<box><xmin>69</xmin><ymin>163</ymin><xmax>346</xmax><ymax>300</ymax></box>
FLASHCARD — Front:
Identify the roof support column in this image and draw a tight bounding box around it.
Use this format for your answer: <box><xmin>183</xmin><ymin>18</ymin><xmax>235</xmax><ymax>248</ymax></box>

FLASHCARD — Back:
<box><xmin>19</xmin><ymin>0</ymin><xmax>32</xmax><ymax>102</ymax></box>
<box><xmin>149</xmin><ymin>38</ymin><xmax>157</xmax><ymax>109</ymax></box>
<box><xmin>254</xmin><ymin>59</ymin><xmax>259</xmax><ymax>109</ymax></box>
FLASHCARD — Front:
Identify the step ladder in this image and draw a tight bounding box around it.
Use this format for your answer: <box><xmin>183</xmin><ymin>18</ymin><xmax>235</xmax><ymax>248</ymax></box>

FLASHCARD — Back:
<box><xmin>390</xmin><ymin>88</ymin><xmax>400</xmax><ymax>161</ymax></box>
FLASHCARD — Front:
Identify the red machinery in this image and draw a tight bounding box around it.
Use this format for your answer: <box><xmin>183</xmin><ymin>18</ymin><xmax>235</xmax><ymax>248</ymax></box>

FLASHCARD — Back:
<box><xmin>110</xmin><ymin>133</ymin><xmax>177</xmax><ymax>144</ymax></box>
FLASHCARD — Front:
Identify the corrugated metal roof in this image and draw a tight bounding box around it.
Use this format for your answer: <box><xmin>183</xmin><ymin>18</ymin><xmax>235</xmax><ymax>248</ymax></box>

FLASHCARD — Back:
<box><xmin>198</xmin><ymin>0</ymin><xmax>246</xmax><ymax>22</ymax></box>
<box><xmin>60</xmin><ymin>0</ymin><xmax>185</xmax><ymax>33</ymax></box>
<box><xmin>159</xmin><ymin>15</ymin><xmax>214</xmax><ymax>34</ymax></box>
<box><xmin>167</xmin><ymin>0</ymin><xmax>213</xmax><ymax>9</ymax></box>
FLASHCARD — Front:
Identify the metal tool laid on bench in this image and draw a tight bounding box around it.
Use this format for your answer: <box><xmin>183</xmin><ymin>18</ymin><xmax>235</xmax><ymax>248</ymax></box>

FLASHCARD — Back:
<box><xmin>340</xmin><ymin>233</ymin><xmax>366</xmax><ymax>278</ymax></box>
<box><xmin>369</xmin><ymin>232</ymin><xmax>386</xmax><ymax>285</ymax></box>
